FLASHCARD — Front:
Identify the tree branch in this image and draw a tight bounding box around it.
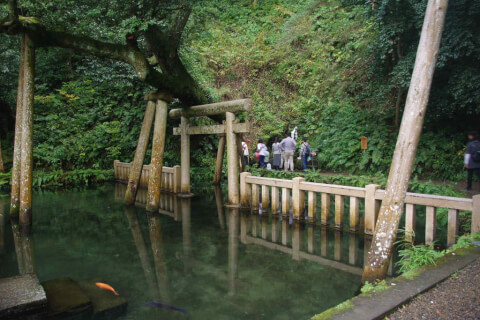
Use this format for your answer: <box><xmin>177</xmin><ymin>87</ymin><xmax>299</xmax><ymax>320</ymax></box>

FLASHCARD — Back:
<box><xmin>0</xmin><ymin>18</ymin><xmax>209</xmax><ymax>106</ymax></box>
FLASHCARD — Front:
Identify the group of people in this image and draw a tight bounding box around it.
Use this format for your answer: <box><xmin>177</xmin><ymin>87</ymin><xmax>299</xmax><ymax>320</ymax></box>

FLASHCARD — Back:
<box><xmin>242</xmin><ymin>133</ymin><xmax>311</xmax><ymax>172</ymax></box>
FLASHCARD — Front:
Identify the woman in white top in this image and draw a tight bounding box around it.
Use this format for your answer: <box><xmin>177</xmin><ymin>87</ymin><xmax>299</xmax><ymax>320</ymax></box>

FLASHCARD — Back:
<box><xmin>256</xmin><ymin>139</ymin><xmax>267</xmax><ymax>169</ymax></box>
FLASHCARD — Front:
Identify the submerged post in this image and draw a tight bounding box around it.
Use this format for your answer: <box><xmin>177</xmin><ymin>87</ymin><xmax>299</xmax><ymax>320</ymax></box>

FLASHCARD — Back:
<box><xmin>226</xmin><ymin>112</ymin><xmax>239</xmax><ymax>206</ymax></box>
<box><xmin>213</xmin><ymin>135</ymin><xmax>225</xmax><ymax>185</ymax></box>
<box><xmin>125</xmin><ymin>99</ymin><xmax>155</xmax><ymax>205</ymax></box>
<box><xmin>19</xmin><ymin>34</ymin><xmax>35</xmax><ymax>228</ymax></box>
<box><xmin>147</xmin><ymin>96</ymin><xmax>171</xmax><ymax>212</ymax></box>
<box><xmin>363</xmin><ymin>0</ymin><xmax>449</xmax><ymax>282</ymax></box>
<box><xmin>10</xmin><ymin>34</ymin><xmax>26</xmax><ymax>217</ymax></box>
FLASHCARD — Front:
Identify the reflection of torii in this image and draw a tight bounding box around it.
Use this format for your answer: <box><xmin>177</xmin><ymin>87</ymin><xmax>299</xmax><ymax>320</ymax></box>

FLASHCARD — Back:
<box><xmin>291</xmin><ymin>126</ymin><xmax>298</xmax><ymax>141</ymax></box>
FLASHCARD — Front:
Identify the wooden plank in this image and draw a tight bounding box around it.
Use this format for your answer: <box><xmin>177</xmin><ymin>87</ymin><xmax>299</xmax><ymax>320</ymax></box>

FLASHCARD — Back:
<box><xmin>375</xmin><ymin>189</ymin><xmax>473</xmax><ymax>211</ymax></box>
<box><xmin>349</xmin><ymin>196</ymin><xmax>360</xmax><ymax>232</ymax></box>
<box><xmin>447</xmin><ymin>209</ymin><xmax>459</xmax><ymax>247</ymax></box>
<box><xmin>246</xmin><ymin>176</ymin><xmax>293</xmax><ymax>189</ymax></box>
<box><xmin>271</xmin><ymin>186</ymin><xmax>280</xmax><ymax>214</ymax></box>
<box><xmin>300</xmin><ymin>181</ymin><xmax>365</xmax><ymax>198</ymax></box>
<box><xmin>335</xmin><ymin>195</ymin><xmax>344</xmax><ymax>229</ymax></box>
<box><xmin>251</xmin><ymin>184</ymin><xmax>259</xmax><ymax>208</ymax></box>
<box><xmin>405</xmin><ymin>204</ymin><xmax>416</xmax><ymax>243</ymax></box>
<box><xmin>169</xmin><ymin>99</ymin><xmax>251</xmax><ymax>118</ymax></box>
<box><xmin>308</xmin><ymin>191</ymin><xmax>317</xmax><ymax>223</ymax></box>
<box><xmin>321</xmin><ymin>193</ymin><xmax>330</xmax><ymax>225</ymax></box>
<box><xmin>425</xmin><ymin>206</ymin><xmax>437</xmax><ymax>245</ymax></box>
<box><xmin>281</xmin><ymin>188</ymin><xmax>290</xmax><ymax>216</ymax></box>
<box><xmin>261</xmin><ymin>185</ymin><xmax>270</xmax><ymax>209</ymax></box>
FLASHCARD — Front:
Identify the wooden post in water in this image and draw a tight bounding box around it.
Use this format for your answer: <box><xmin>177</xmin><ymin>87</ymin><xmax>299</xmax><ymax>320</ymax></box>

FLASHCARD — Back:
<box><xmin>147</xmin><ymin>97</ymin><xmax>170</xmax><ymax>212</ymax></box>
<box><xmin>321</xmin><ymin>193</ymin><xmax>330</xmax><ymax>225</ymax></box>
<box><xmin>281</xmin><ymin>188</ymin><xmax>290</xmax><ymax>216</ymax></box>
<box><xmin>19</xmin><ymin>34</ymin><xmax>35</xmax><ymax>228</ymax></box>
<box><xmin>10</xmin><ymin>34</ymin><xmax>26</xmax><ymax>217</ymax></box>
<box><xmin>292</xmin><ymin>177</ymin><xmax>305</xmax><ymax>220</ymax></box>
<box><xmin>240</xmin><ymin>172</ymin><xmax>252</xmax><ymax>207</ymax></box>
<box><xmin>271</xmin><ymin>187</ymin><xmax>279</xmax><ymax>214</ymax></box>
<box><xmin>307</xmin><ymin>191</ymin><xmax>317</xmax><ymax>223</ymax></box>
<box><xmin>180</xmin><ymin>116</ymin><xmax>191</xmax><ymax>195</ymax></box>
<box><xmin>363</xmin><ymin>0</ymin><xmax>449</xmax><ymax>282</ymax></box>
<box><xmin>226</xmin><ymin>112</ymin><xmax>239</xmax><ymax>205</ymax></box>
<box><xmin>125</xmin><ymin>99</ymin><xmax>155</xmax><ymax>205</ymax></box>
<box><xmin>213</xmin><ymin>135</ymin><xmax>225</xmax><ymax>185</ymax></box>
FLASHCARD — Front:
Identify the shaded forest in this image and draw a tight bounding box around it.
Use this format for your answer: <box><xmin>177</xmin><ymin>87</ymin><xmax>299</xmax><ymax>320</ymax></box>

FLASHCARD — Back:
<box><xmin>1</xmin><ymin>0</ymin><xmax>479</xmax><ymax>181</ymax></box>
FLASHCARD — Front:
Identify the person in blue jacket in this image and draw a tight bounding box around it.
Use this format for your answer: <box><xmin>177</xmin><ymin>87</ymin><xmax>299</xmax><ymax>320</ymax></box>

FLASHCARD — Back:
<box><xmin>465</xmin><ymin>131</ymin><xmax>480</xmax><ymax>191</ymax></box>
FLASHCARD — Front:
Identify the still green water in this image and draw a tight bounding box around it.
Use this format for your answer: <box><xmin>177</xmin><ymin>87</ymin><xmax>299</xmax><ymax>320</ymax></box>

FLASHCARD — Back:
<box><xmin>0</xmin><ymin>184</ymin><xmax>364</xmax><ymax>320</ymax></box>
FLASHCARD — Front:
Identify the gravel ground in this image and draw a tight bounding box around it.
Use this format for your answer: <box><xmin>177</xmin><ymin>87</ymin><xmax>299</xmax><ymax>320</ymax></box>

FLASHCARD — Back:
<box><xmin>388</xmin><ymin>258</ymin><xmax>480</xmax><ymax>320</ymax></box>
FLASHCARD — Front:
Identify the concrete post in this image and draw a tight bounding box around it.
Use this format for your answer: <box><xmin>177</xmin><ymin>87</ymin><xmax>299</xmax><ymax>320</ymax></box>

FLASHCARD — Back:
<box><xmin>307</xmin><ymin>191</ymin><xmax>317</xmax><ymax>223</ymax></box>
<box><xmin>292</xmin><ymin>177</ymin><xmax>305</xmax><ymax>220</ymax></box>
<box><xmin>472</xmin><ymin>195</ymin><xmax>480</xmax><ymax>234</ymax></box>
<box><xmin>180</xmin><ymin>116</ymin><xmax>191</xmax><ymax>195</ymax></box>
<box><xmin>240</xmin><ymin>172</ymin><xmax>252</xmax><ymax>207</ymax></box>
<box><xmin>261</xmin><ymin>185</ymin><xmax>269</xmax><ymax>209</ymax></box>
<box><xmin>364</xmin><ymin>184</ymin><xmax>380</xmax><ymax>235</ymax></box>
<box><xmin>146</xmin><ymin>99</ymin><xmax>168</xmax><ymax>212</ymax></box>
<box><xmin>281</xmin><ymin>188</ymin><xmax>290</xmax><ymax>217</ymax></box>
<box><xmin>214</xmin><ymin>135</ymin><xmax>226</xmax><ymax>185</ymax></box>
<box><xmin>173</xmin><ymin>165</ymin><xmax>181</xmax><ymax>193</ymax></box>
<box><xmin>19</xmin><ymin>34</ymin><xmax>35</xmax><ymax>227</ymax></box>
<box><xmin>271</xmin><ymin>186</ymin><xmax>280</xmax><ymax>214</ymax></box>
<box><xmin>226</xmin><ymin>112</ymin><xmax>239</xmax><ymax>205</ymax></box>
<box><xmin>125</xmin><ymin>101</ymin><xmax>155</xmax><ymax>205</ymax></box>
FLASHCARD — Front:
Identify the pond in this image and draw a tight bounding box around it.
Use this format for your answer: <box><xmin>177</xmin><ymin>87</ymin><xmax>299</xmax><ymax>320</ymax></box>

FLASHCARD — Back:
<box><xmin>0</xmin><ymin>184</ymin><xmax>369</xmax><ymax>320</ymax></box>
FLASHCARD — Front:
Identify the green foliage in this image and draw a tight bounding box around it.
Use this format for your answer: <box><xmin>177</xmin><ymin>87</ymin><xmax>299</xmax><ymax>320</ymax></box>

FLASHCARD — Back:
<box><xmin>395</xmin><ymin>242</ymin><xmax>446</xmax><ymax>274</ymax></box>
<box><xmin>450</xmin><ymin>233</ymin><xmax>480</xmax><ymax>251</ymax></box>
<box><xmin>0</xmin><ymin>169</ymin><xmax>113</xmax><ymax>190</ymax></box>
<box><xmin>360</xmin><ymin>280</ymin><xmax>389</xmax><ymax>295</ymax></box>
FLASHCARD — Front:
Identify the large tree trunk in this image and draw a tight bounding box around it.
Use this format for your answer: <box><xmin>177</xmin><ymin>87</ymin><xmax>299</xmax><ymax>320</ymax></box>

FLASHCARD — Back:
<box><xmin>362</xmin><ymin>0</ymin><xmax>449</xmax><ymax>283</ymax></box>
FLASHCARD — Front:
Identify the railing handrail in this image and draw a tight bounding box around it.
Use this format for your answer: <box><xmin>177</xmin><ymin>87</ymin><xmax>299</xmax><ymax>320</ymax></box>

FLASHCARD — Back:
<box><xmin>244</xmin><ymin>174</ymin><xmax>473</xmax><ymax>211</ymax></box>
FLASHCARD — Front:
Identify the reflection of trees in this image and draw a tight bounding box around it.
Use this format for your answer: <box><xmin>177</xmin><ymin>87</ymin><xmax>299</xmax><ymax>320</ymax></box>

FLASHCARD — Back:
<box><xmin>11</xmin><ymin>219</ymin><xmax>35</xmax><ymax>274</ymax></box>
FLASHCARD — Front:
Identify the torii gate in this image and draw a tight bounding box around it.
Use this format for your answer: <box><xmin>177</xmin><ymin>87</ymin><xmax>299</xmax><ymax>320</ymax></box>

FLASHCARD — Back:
<box><xmin>169</xmin><ymin>99</ymin><xmax>252</xmax><ymax>206</ymax></box>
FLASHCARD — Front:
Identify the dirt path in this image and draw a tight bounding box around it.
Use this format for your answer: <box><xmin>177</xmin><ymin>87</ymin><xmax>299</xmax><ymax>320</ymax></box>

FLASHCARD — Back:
<box><xmin>388</xmin><ymin>257</ymin><xmax>480</xmax><ymax>320</ymax></box>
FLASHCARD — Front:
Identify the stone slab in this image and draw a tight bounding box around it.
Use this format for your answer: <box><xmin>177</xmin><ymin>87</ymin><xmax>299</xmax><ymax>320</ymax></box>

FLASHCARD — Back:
<box><xmin>76</xmin><ymin>279</ymin><xmax>127</xmax><ymax>320</ymax></box>
<box><xmin>0</xmin><ymin>273</ymin><xmax>47</xmax><ymax>319</ymax></box>
<box><xmin>315</xmin><ymin>246</ymin><xmax>480</xmax><ymax>320</ymax></box>
<box><xmin>41</xmin><ymin>277</ymin><xmax>92</xmax><ymax>320</ymax></box>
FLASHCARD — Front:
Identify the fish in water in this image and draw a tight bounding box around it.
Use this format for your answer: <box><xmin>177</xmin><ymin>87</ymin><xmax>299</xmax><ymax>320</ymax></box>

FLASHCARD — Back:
<box><xmin>146</xmin><ymin>301</ymin><xmax>187</xmax><ymax>314</ymax></box>
<box><xmin>95</xmin><ymin>282</ymin><xmax>119</xmax><ymax>296</ymax></box>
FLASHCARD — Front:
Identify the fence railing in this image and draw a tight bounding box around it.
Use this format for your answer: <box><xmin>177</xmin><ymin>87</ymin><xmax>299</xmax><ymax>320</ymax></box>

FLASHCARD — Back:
<box><xmin>114</xmin><ymin>160</ymin><xmax>181</xmax><ymax>194</ymax></box>
<box><xmin>240</xmin><ymin>172</ymin><xmax>480</xmax><ymax>247</ymax></box>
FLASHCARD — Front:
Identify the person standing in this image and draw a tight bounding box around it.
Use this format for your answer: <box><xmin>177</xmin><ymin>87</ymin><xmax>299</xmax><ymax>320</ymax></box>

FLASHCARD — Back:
<box><xmin>242</xmin><ymin>140</ymin><xmax>249</xmax><ymax>166</ymax></box>
<box><xmin>257</xmin><ymin>139</ymin><xmax>267</xmax><ymax>169</ymax></box>
<box><xmin>272</xmin><ymin>137</ymin><xmax>282</xmax><ymax>170</ymax></box>
<box><xmin>280</xmin><ymin>133</ymin><xmax>296</xmax><ymax>172</ymax></box>
<box><xmin>300</xmin><ymin>137</ymin><xmax>311</xmax><ymax>172</ymax></box>
<box><xmin>465</xmin><ymin>131</ymin><xmax>480</xmax><ymax>191</ymax></box>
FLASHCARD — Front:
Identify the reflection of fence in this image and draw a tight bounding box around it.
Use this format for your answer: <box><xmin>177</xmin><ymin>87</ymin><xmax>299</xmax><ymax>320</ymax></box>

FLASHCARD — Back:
<box><xmin>114</xmin><ymin>183</ymin><xmax>181</xmax><ymax>220</ymax></box>
<box><xmin>114</xmin><ymin>160</ymin><xmax>181</xmax><ymax>193</ymax></box>
<box><xmin>240</xmin><ymin>173</ymin><xmax>480</xmax><ymax>247</ymax></box>
<box><xmin>239</xmin><ymin>213</ymin><xmax>395</xmax><ymax>276</ymax></box>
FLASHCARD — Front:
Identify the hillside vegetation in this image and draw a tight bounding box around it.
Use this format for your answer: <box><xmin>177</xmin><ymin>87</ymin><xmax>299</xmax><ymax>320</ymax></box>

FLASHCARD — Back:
<box><xmin>0</xmin><ymin>0</ymin><xmax>479</xmax><ymax>181</ymax></box>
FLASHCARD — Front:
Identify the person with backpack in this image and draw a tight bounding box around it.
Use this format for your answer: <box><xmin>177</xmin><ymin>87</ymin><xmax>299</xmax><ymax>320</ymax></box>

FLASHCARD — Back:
<box><xmin>300</xmin><ymin>137</ymin><xmax>311</xmax><ymax>172</ymax></box>
<box><xmin>465</xmin><ymin>131</ymin><xmax>480</xmax><ymax>191</ymax></box>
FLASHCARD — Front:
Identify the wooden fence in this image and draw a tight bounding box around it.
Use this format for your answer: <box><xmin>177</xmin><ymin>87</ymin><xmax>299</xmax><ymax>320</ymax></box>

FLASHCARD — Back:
<box><xmin>240</xmin><ymin>172</ymin><xmax>480</xmax><ymax>247</ymax></box>
<box><xmin>114</xmin><ymin>160</ymin><xmax>181</xmax><ymax>193</ymax></box>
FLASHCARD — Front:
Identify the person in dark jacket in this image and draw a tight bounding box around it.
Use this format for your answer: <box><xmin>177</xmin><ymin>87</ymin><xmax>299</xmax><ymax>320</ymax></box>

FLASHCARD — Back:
<box><xmin>465</xmin><ymin>131</ymin><xmax>480</xmax><ymax>191</ymax></box>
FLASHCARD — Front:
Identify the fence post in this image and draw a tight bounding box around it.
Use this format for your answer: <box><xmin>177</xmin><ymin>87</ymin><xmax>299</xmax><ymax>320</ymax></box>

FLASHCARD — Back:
<box><xmin>292</xmin><ymin>177</ymin><xmax>305</xmax><ymax>220</ymax></box>
<box><xmin>114</xmin><ymin>160</ymin><xmax>119</xmax><ymax>180</ymax></box>
<box><xmin>364</xmin><ymin>184</ymin><xmax>380</xmax><ymax>235</ymax></box>
<box><xmin>173</xmin><ymin>165</ymin><xmax>181</xmax><ymax>193</ymax></box>
<box><xmin>472</xmin><ymin>195</ymin><xmax>480</xmax><ymax>234</ymax></box>
<box><xmin>240</xmin><ymin>172</ymin><xmax>252</xmax><ymax>208</ymax></box>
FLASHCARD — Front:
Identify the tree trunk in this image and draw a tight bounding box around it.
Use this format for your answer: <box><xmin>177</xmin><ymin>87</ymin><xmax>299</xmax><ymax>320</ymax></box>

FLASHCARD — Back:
<box><xmin>10</xmin><ymin>33</ymin><xmax>25</xmax><ymax>217</ymax></box>
<box><xmin>19</xmin><ymin>33</ymin><xmax>35</xmax><ymax>227</ymax></box>
<box><xmin>394</xmin><ymin>87</ymin><xmax>403</xmax><ymax>128</ymax></box>
<box><xmin>362</xmin><ymin>0</ymin><xmax>449</xmax><ymax>283</ymax></box>
<box><xmin>0</xmin><ymin>141</ymin><xmax>4</xmax><ymax>173</ymax></box>
<box><xmin>125</xmin><ymin>101</ymin><xmax>155</xmax><ymax>205</ymax></box>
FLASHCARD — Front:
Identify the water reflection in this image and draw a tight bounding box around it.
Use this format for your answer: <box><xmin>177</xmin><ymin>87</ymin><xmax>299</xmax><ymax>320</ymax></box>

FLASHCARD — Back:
<box><xmin>227</xmin><ymin>208</ymin><xmax>239</xmax><ymax>296</ymax></box>
<box><xmin>11</xmin><ymin>219</ymin><xmax>35</xmax><ymax>274</ymax></box>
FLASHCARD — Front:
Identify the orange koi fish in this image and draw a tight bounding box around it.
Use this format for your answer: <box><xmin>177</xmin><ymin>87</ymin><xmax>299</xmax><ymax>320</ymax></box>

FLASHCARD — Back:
<box><xmin>95</xmin><ymin>282</ymin><xmax>119</xmax><ymax>296</ymax></box>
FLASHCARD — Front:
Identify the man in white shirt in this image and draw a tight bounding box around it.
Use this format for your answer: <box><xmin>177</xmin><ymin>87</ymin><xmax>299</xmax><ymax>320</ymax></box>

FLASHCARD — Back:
<box><xmin>280</xmin><ymin>133</ymin><xmax>297</xmax><ymax>172</ymax></box>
